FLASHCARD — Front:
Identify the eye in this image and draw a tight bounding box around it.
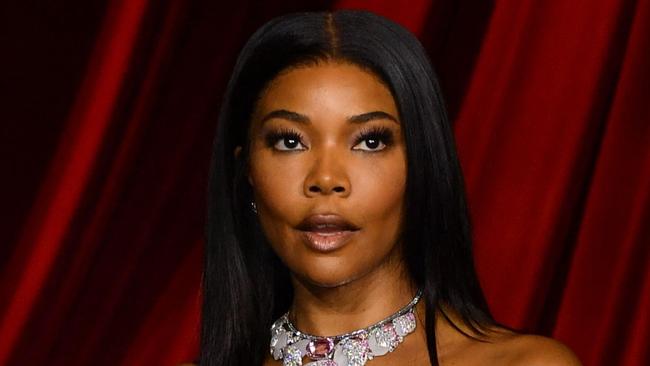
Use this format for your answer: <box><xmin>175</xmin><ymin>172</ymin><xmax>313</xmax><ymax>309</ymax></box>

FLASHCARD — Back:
<box><xmin>264</xmin><ymin>127</ymin><xmax>307</xmax><ymax>151</ymax></box>
<box><xmin>352</xmin><ymin>126</ymin><xmax>394</xmax><ymax>152</ymax></box>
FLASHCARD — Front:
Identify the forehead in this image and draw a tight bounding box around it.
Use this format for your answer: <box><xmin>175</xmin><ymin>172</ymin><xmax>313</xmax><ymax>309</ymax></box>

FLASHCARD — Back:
<box><xmin>255</xmin><ymin>61</ymin><xmax>399</xmax><ymax>117</ymax></box>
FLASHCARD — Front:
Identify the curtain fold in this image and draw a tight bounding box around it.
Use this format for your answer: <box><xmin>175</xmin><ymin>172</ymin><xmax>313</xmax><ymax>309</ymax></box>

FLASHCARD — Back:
<box><xmin>1</xmin><ymin>0</ymin><xmax>150</xmax><ymax>364</ymax></box>
<box><xmin>2</xmin><ymin>0</ymin><xmax>647</xmax><ymax>365</ymax></box>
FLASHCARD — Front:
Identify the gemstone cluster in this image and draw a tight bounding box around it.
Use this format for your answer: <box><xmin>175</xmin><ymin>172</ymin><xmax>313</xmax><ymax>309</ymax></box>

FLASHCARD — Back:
<box><xmin>269</xmin><ymin>290</ymin><xmax>422</xmax><ymax>366</ymax></box>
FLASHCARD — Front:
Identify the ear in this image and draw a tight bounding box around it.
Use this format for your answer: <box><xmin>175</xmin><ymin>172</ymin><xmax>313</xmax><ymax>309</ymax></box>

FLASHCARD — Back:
<box><xmin>234</xmin><ymin>145</ymin><xmax>242</xmax><ymax>159</ymax></box>
<box><xmin>234</xmin><ymin>145</ymin><xmax>255</xmax><ymax>187</ymax></box>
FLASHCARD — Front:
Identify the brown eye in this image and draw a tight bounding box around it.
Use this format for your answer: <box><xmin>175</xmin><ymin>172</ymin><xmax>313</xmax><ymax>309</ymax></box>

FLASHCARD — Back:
<box><xmin>265</xmin><ymin>128</ymin><xmax>307</xmax><ymax>151</ymax></box>
<box><xmin>276</xmin><ymin>136</ymin><xmax>303</xmax><ymax>151</ymax></box>
<box><xmin>356</xmin><ymin>138</ymin><xmax>385</xmax><ymax>150</ymax></box>
<box><xmin>352</xmin><ymin>126</ymin><xmax>394</xmax><ymax>152</ymax></box>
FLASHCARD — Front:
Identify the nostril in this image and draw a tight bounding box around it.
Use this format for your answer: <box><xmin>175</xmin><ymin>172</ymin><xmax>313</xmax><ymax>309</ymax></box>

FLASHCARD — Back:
<box><xmin>306</xmin><ymin>184</ymin><xmax>346</xmax><ymax>194</ymax></box>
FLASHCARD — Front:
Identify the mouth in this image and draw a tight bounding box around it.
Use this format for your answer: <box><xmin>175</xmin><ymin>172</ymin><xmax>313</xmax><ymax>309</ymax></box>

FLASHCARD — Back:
<box><xmin>295</xmin><ymin>214</ymin><xmax>361</xmax><ymax>252</ymax></box>
<box><xmin>297</xmin><ymin>229</ymin><xmax>359</xmax><ymax>252</ymax></box>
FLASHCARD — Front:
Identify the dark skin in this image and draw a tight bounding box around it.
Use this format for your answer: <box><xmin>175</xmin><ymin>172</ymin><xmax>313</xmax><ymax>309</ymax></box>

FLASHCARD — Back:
<box><xmin>225</xmin><ymin>61</ymin><xmax>582</xmax><ymax>366</ymax></box>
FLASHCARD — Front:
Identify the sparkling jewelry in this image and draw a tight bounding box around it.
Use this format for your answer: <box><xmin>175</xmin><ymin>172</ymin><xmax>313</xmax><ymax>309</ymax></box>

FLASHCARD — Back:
<box><xmin>251</xmin><ymin>200</ymin><xmax>257</xmax><ymax>213</ymax></box>
<box><xmin>269</xmin><ymin>289</ymin><xmax>422</xmax><ymax>366</ymax></box>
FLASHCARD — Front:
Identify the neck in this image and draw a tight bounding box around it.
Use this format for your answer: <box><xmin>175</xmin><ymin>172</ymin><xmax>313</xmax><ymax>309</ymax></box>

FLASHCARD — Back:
<box><xmin>288</xmin><ymin>254</ymin><xmax>418</xmax><ymax>336</ymax></box>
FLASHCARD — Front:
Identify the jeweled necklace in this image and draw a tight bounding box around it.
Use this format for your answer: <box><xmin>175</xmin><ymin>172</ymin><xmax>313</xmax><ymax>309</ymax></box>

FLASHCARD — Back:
<box><xmin>269</xmin><ymin>289</ymin><xmax>423</xmax><ymax>366</ymax></box>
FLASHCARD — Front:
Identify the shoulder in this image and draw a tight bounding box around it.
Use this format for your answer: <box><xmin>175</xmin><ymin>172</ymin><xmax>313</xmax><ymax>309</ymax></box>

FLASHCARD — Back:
<box><xmin>435</xmin><ymin>319</ymin><xmax>582</xmax><ymax>366</ymax></box>
<box><xmin>434</xmin><ymin>307</ymin><xmax>581</xmax><ymax>366</ymax></box>
<box><xmin>501</xmin><ymin>334</ymin><xmax>582</xmax><ymax>366</ymax></box>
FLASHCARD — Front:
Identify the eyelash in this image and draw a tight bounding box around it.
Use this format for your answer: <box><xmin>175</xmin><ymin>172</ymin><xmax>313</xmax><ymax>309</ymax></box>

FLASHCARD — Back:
<box><xmin>356</xmin><ymin>126</ymin><xmax>394</xmax><ymax>151</ymax></box>
<box><xmin>264</xmin><ymin>126</ymin><xmax>394</xmax><ymax>152</ymax></box>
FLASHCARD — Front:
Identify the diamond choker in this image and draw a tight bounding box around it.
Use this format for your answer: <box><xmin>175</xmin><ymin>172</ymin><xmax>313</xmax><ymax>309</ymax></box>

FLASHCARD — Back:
<box><xmin>269</xmin><ymin>289</ymin><xmax>423</xmax><ymax>366</ymax></box>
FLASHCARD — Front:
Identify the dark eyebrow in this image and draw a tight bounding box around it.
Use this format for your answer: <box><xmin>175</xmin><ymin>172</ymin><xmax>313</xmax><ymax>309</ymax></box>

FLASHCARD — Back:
<box><xmin>260</xmin><ymin>109</ymin><xmax>399</xmax><ymax>125</ymax></box>
<box><xmin>260</xmin><ymin>109</ymin><xmax>310</xmax><ymax>124</ymax></box>
<box><xmin>347</xmin><ymin>111</ymin><xmax>399</xmax><ymax>124</ymax></box>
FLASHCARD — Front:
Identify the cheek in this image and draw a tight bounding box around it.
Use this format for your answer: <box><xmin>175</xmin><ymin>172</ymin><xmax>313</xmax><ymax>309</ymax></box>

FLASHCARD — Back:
<box><xmin>248</xmin><ymin>151</ymin><xmax>305</xmax><ymax>247</ymax></box>
<box><xmin>250</xmin><ymin>152</ymin><xmax>303</xmax><ymax>212</ymax></box>
<box><xmin>352</xmin><ymin>157</ymin><xmax>406</xmax><ymax>222</ymax></box>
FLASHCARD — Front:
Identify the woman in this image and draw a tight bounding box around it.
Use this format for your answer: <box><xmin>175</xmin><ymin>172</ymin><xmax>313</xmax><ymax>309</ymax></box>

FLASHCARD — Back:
<box><xmin>199</xmin><ymin>9</ymin><xmax>581</xmax><ymax>366</ymax></box>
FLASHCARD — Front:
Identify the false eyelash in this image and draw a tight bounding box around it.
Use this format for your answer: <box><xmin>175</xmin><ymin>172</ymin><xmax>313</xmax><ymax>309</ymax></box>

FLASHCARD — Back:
<box><xmin>264</xmin><ymin>125</ymin><xmax>395</xmax><ymax>151</ymax></box>
<box><xmin>264</xmin><ymin>127</ymin><xmax>305</xmax><ymax>149</ymax></box>
<box><xmin>354</xmin><ymin>125</ymin><xmax>394</xmax><ymax>149</ymax></box>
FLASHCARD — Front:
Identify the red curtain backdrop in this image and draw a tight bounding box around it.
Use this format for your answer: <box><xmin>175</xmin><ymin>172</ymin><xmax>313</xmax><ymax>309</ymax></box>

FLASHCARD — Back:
<box><xmin>1</xmin><ymin>0</ymin><xmax>648</xmax><ymax>365</ymax></box>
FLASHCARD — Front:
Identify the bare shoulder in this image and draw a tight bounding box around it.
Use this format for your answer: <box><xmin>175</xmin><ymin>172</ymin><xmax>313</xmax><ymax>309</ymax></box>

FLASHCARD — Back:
<box><xmin>435</xmin><ymin>306</ymin><xmax>582</xmax><ymax>366</ymax></box>
<box><xmin>501</xmin><ymin>333</ymin><xmax>582</xmax><ymax>366</ymax></box>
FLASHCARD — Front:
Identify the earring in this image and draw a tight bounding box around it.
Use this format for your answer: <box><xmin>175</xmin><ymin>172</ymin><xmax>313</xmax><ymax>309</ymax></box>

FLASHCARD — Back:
<box><xmin>250</xmin><ymin>201</ymin><xmax>258</xmax><ymax>213</ymax></box>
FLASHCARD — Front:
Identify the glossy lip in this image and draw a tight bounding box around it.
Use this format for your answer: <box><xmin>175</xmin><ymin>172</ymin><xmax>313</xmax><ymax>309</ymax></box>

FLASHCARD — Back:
<box><xmin>296</xmin><ymin>213</ymin><xmax>360</xmax><ymax>252</ymax></box>
<box><xmin>298</xmin><ymin>229</ymin><xmax>358</xmax><ymax>252</ymax></box>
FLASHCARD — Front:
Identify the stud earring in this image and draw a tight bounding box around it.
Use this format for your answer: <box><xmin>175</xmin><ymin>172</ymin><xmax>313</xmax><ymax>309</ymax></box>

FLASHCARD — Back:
<box><xmin>250</xmin><ymin>201</ymin><xmax>257</xmax><ymax>213</ymax></box>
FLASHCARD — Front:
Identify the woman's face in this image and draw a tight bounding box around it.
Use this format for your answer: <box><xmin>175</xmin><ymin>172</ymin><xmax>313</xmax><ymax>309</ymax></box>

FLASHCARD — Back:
<box><xmin>244</xmin><ymin>61</ymin><xmax>407</xmax><ymax>288</ymax></box>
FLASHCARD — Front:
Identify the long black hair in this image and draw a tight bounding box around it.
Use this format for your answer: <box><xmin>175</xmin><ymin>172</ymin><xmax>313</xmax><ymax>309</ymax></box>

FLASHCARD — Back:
<box><xmin>202</xmin><ymin>9</ymin><xmax>504</xmax><ymax>365</ymax></box>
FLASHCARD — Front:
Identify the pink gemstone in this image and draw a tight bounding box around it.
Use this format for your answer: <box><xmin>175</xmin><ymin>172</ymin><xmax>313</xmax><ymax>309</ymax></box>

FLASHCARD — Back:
<box><xmin>307</xmin><ymin>338</ymin><xmax>334</xmax><ymax>359</ymax></box>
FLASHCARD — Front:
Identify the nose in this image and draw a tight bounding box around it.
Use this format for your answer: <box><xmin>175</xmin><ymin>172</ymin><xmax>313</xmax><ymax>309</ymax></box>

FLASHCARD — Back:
<box><xmin>303</xmin><ymin>148</ymin><xmax>351</xmax><ymax>197</ymax></box>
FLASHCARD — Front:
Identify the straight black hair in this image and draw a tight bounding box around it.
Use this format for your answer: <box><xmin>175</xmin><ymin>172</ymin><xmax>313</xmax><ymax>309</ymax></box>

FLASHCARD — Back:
<box><xmin>202</xmin><ymin>9</ymin><xmax>506</xmax><ymax>365</ymax></box>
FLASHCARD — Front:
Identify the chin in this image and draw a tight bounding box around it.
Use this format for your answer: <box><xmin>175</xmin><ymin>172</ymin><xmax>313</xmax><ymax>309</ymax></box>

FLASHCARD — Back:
<box><xmin>293</xmin><ymin>259</ymin><xmax>368</xmax><ymax>289</ymax></box>
<box><xmin>303</xmin><ymin>277</ymin><xmax>353</xmax><ymax>289</ymax></box>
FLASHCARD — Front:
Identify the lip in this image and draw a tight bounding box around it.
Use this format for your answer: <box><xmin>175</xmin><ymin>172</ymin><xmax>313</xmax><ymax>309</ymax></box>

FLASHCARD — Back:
<box><xmin>296</xmin><ymin>213</ymin><xmax>360</xmax><ymax>252</ymax></box>
<box><xmin>298</xmin><ymin>229</ymin><xmax>358</xmax><ymax>252</ymax></box>
<box><xmin>296</xmin><ymin>213</ymin><xmax>360</xmax><ymax>232</ymax></box>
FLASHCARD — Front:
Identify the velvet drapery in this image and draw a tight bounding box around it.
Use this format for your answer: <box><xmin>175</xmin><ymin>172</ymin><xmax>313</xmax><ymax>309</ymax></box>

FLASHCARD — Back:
<box><xmin>1</xmin><ymin>0</ymin><xmax>648</xmax><ymax>365</ymax></box>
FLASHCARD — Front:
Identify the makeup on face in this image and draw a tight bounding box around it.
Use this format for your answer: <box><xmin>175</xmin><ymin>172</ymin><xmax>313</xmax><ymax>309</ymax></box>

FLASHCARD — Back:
<box><xmin>247</xmin><ymin>62</ymin><xmax>407</xmax><ymax>288</ymax></box>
